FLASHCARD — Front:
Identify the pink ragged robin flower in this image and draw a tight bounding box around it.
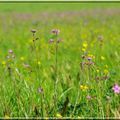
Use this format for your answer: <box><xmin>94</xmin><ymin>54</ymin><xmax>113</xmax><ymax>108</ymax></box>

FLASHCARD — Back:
<box><xmin>112</xmin><ymin>83</ymin><xmax>120</xmax><ymax>94</ymax></box>
<box><xmin>9</xmin><ymin>49</ymin><xmax>13</xmax><ymax>54</ymax></box>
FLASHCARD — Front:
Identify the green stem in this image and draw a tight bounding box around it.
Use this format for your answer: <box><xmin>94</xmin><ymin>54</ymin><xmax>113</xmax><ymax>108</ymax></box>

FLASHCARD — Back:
<box><xmin>54</xmin><ymin>38</ymin><xmax>58</xmax><ymax>116</ymax></box>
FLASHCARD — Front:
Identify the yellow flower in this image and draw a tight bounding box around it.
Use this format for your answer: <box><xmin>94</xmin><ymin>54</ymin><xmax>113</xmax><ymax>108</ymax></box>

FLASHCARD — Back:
<box><xmin>80</xmin><ymin>85</ymin><xmax>84</xmax><ymax>89</ymax></box>
<box><xmin>2</xmin><ymin>61</ymin><xmax>6</xmax><ymax>65</ymax></box>
<box><xmin>56</xmin><ymin>113</ymin><xmax>62</xmax><ymax>118</ymax></box>
<box><xmin>83</xmin><ymin>43</ymin><xmax>88</xmax><ymax>48</ymax></box>
<box><xmin>80</xmin><ymin>85</ymin><xmax>88</xmax><ymax>91</ymax></box>
<box><xmin>38</xmin><ymin>61</ymin><xmax>41</xmax><ymax>65</ymax></box>
<box><xmin>78</xmin><ymin>116</ymin><xmax>81</xmax><ymax>119</ymax></box>
<box><xmin>88</xmin><ymin>54</ymin><xmax>95</xmax><ymax>59</ymax></box>
<box><xmin>82</xmin><ymin>48</ymin><xmax>86</xmax><ymax>52</ymax></box>
<box><xmin>20</xmin><ymin>57</ymin><xmax>25</xmax><ymax>61</ymax></box>
<box><xmin>96</xmin><ymin>69</ymin><xmax>100</xmax><ymax>73</ymax></box>
<box><xmin>4</xmin><ymin>115</ymin><xmax>10</xmax><ymax>119</ymax></box>
<box><xmin>104</xmin><ymin>69</ymin><xmax>109</xmax><ymax>75</ymax></box>
<box><xmin>101</xmin><ymin>56</ymin><xmax>105</xmax><ymax>60</ymax></box>
<box><xmin>84</xmin><ymin>85</ymin><xmax>88</xmax><ymax>90</ymax></box>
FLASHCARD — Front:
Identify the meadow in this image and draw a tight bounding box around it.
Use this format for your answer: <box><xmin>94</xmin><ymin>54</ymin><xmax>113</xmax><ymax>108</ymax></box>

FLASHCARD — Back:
<box><xmin>0</xmin><ymin>2</ymin><xmax>120</xmax><ymax>119</ymax></box>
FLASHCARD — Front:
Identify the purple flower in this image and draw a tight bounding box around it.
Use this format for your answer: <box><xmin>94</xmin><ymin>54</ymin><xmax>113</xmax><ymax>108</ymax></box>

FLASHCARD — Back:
<box><xmin>9</xmin><ymin>50</ymin><xmax>13</xmax><ymax>54</ymax></box>
<box><xmin>87</xmin><ymin>57</ymin><xmax>92</xmax><ymax>61</ymax></box>
<box><xmin>112</xmin><ymin>83</ymin><xmax>120</xmax><ymax>94</ymax></box>
<box><xmin>49</xmin><ymin>39</ymin><xmax>54</xmax><ymax>43</ymax></box>
<box><xmin>52</xmin><ymin>29</ymin><xmax>60</xmax><ymax>35</ymax></box>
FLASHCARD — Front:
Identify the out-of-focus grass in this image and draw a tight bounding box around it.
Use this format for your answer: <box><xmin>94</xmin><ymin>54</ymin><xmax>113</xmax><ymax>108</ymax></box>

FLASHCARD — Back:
<box><xmin>0</xmin><ymin>3</ymin><xmax>120</xmax><ymax>13</ymax></box>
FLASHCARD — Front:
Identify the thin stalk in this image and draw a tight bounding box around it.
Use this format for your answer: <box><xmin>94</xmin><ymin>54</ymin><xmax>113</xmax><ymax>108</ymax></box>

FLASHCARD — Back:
<box><xmin>54</xmin><ymin>39</ymin><xmax>58</xmax><ymax>116</ymax></box>
<box><xmin>32</xmin><ymin>31</ymin><xmax>44</xmax><ymax>116</ymax></box>
<box><xmin>71</xmin><ymin>62</ymin><xmax>83</xmax><ymax>117</ymax></box>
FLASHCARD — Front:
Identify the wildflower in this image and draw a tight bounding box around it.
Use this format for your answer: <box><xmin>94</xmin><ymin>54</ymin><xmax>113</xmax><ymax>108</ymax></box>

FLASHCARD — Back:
<box><xmin>38</xmin><ymin>87</ymin><xmax>43</xmax><ymax>94</ymax></box>
<box><xmin>101</xmin><ymin>56</ymin><xmax>105</xmax><ymax>60</ymax></box>
<box><xmin>2</xmin><ymin>61</ymin><xmax>6</xmax><ymax>65</ymax></box>
<box><xmin>96</xmin><ymin>69</ymin><xmax>100</xmax><ymax>73</ymax></box>
<box><xmin>87</xmin><ymin>57</ymin><xmax>92</xmax><ymax>61</ymax></box>
<box><xmin>80</xmin><ymin>85</ymin><xmax>84</xmax><ymax>89</ymax></box>
<box><xmin>20</xmin><ymin>57</ymin><xmax>25</xmax><ymax>61</ymax></box>
<box><xmin>78</xmin><ymin>116</ymin><xmax>81</xmax><ymax>119</ymax></box>
<box><xmin>56</xmin><ymin>113</ymin><xmax>62</xmax><ymax>118</ymax></box>
<box><xmin>4</xmin><ymin>115</ymin><xmax>10</xmax><ymax>119</ymax></box>
<box><xmin>38</xmin><ymin>61</ymin><xmax>41</xmax><ymax>65</ymax></box>
<box><xmin>49</xmin><ymin>39</ymin><xmax>54</xmax><ymax>43</ymax></box>
<box><xmin>88</xmin><ymin>54</ymin><xmax>95</xmax><ymax>59</ymax></box>
<box><xmin>52</xmin><ymin>29</ymin><xmax>60</xmax><ymax>35</ymax></box>
<box><xmin>86</xmin><ymin>95</ymin><xmax>92</xmax><ymax>100</ymax></box>
<box><xmin>82</xmin><ymin>43</ymin><xmax>88</xmax><ymax>48</ymax></box>
<box><xmin>31</xmin><ymin>29</ymin><xmax>37</xmax><ymax>33</ymax></box>
<box><xmin>9</xmin><ymin>49</ymin><xmax>13</xmax><ymax>54</ymax></box>
<box><xmin>80</xmin><ymin>85</ymin><xmax>88</xmax><ymax>91</ymax></box>
<box><xmin>112</xmin><ymin>83</ymin><xmax>120</xmax><ymax>94</ymax></box>
<box><xmin>104</xmin><ymin>69</ymin><xmax>109</xmax><ymax>75</ymax></box>
<box><xmin>84</xmin><ymin>85</ymin><xmax>89</xmax><ymax>90</ymax></box>
<box><xmin>82</xmin><ymin>48</ymin><xmax>86</xmax><ymax>52</ymax></box>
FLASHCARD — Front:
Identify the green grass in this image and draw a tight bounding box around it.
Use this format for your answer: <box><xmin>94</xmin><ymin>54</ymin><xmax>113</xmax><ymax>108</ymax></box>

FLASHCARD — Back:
<box><xmin>0</xmin><ymin>3</ymin><xmax>120</xmax><ymax>12</ymax></box>
<box><xmin>0</xmin><ymin>2</ymin><xmax>120</xmax><ymax>119</ymax></box>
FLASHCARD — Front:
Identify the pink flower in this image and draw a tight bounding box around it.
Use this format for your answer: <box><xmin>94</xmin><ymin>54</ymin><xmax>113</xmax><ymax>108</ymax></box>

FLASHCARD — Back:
<box><xmin>112</xmin><ymin>83</ymin><xmax>120</xmax><ymax>94</ymax></box>
<box><xmin>49</xmin><ymin>39</ymin><xmax>54</xmax><ymax>43</ymax></box>
<box><xmin>86</xmin><ymin>95</ymin><xmax>92</xmax><ymax>100</ymax></box>
<box><xmin>9</xmin><ymin>49</ymin><xmax>13</xmax><ymax>54</ymax></box>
